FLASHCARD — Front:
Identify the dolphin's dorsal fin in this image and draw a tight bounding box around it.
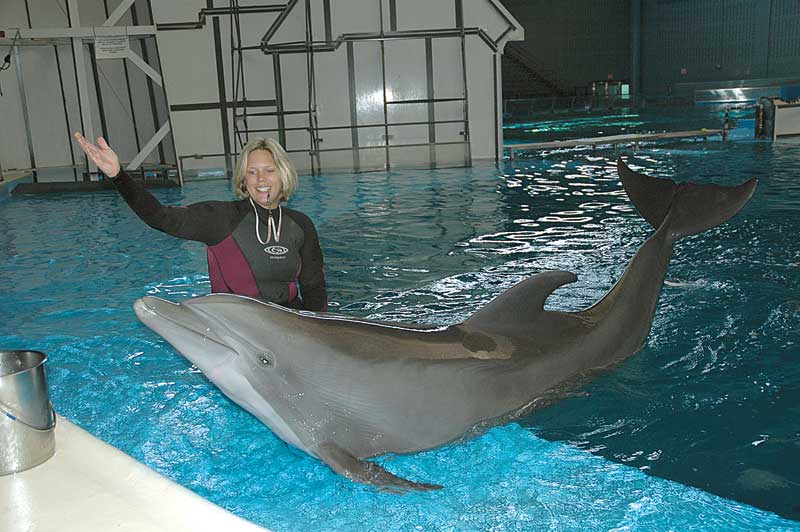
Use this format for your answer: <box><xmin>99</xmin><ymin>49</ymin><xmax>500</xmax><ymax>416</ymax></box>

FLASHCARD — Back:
<box><xmin>314</xmin><ymin>442</ymin><xmax>442</xmax><ymax>492</ymax></box>
<box><xmin>464</xmin><ymin>270</ymin><xmax>577</xmax><ymax>331</ymax></box>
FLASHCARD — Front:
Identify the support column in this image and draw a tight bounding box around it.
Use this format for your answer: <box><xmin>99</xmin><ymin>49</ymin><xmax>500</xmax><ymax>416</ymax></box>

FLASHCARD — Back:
<box><xmin>68</xmin><ymin>0</ymin><xmax>96</xmax><ymax>177</ymax></box>
<box><xmin>630</xmin><ymin>0</ymin><xmax>641</xmax><ymax>101</ymax></box>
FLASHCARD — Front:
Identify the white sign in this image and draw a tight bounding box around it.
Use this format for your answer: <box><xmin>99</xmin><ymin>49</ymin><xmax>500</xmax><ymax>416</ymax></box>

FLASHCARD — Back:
<box><xmin>95</xmin><ymin>35</ymin><xmax>130</xmax><ymax>59</ymax></box>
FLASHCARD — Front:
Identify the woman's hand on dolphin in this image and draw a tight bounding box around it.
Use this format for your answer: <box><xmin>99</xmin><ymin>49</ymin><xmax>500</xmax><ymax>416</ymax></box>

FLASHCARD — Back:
<box><xmin>73</xmin><ymin>132</ymin><xmax>121</xmax><ymax>178</ymax></box>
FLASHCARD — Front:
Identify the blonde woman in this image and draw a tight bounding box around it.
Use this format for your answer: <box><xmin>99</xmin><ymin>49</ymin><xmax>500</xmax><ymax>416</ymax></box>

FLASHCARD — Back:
<box><xmin>73</xmin><ymin>132</ymin><xmax>327</xmax><ymax>311</ymax></box>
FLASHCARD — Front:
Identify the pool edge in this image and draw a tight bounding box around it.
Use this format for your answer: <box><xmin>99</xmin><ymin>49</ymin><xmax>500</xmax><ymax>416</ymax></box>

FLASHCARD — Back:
<box><xmin>0</xmin><ymin>415</ymin><xmax>270</xmax><ymax>532</ymax></box>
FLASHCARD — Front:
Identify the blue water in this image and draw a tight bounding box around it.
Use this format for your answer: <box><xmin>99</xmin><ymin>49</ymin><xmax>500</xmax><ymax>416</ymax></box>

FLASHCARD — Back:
<box><xmin>2</xmin><ymin>116</ymin><xmax>799</xmax><ymax>530</ymax></box>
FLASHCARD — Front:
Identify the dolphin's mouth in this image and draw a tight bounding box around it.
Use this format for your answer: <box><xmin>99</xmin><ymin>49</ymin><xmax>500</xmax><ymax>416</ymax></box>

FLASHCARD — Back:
<box><xmin>134</xmin><ymin>296</ymin><xmax>238</xmax><ymax>371</ymax></box>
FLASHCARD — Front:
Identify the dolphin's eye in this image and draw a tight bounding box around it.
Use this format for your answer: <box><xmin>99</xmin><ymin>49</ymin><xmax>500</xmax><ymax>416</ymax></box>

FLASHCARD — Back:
<box><xmin>259</xmin><ymin>354</ymin><xmax>272</xmax><ymax>366</ymax></box>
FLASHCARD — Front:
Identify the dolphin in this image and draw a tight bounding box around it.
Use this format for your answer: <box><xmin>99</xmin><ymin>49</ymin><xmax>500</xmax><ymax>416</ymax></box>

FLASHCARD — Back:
<box><xmin>133</xmin><ymin>159</ymin><xmax>757</xmax><ymax>491</ymax></box>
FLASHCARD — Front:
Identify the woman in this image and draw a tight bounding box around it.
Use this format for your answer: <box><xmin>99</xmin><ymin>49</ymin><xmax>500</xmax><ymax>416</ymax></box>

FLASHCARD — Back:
<box><xmin>74</xmin><ymin>132</ymin><xmax>327</xmax><ymax>311</ymax></box>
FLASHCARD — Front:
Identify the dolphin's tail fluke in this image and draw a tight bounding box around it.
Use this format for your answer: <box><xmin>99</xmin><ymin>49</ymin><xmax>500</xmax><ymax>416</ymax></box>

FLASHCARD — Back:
<box><xmin>617</xmin><ymin>158</ymin><xmax>757</xmax><ymax>242</ymax></box>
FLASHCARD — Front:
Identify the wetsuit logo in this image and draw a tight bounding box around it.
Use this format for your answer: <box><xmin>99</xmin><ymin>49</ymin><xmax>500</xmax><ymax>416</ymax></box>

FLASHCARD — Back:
<box><xmin>264</xmin><ymin>245</ymin><xmax>289</xmax><ymax>256</ymax></box>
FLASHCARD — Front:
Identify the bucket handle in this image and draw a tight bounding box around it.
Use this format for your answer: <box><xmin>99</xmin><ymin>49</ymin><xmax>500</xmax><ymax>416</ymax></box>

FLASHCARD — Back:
<box><xmin>0</xmin><ymin>399</ymin><xmax>57</xmax><ymax>432</ymax></box>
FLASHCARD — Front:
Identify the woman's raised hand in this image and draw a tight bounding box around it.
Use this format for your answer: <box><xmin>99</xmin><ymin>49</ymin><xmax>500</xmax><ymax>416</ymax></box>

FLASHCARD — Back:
<box><xmin>73</xmin><ymin>132</ymin><xmax>121</xmax><ymax>178</ymax></box>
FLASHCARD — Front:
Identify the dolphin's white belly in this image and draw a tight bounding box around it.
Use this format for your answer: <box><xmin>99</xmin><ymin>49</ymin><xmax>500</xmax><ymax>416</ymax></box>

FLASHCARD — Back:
<box><xmin>211</xmin><ymin>370</ymin><xmax>308</xmax><ymax>453</ymax></box>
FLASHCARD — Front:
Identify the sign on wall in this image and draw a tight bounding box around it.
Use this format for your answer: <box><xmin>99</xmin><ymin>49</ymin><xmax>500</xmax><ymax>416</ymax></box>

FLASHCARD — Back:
<box><xmin>94</xmin><ymin>35</ymin><xmax>130</xmax><ymax>59</ymax></box>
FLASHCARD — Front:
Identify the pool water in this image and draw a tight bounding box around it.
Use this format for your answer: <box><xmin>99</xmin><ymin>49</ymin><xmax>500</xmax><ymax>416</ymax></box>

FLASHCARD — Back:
<box><xmin>2</xmin><ymin>118</ymin><xmax>799</xmax><ymax>530</ymax></box>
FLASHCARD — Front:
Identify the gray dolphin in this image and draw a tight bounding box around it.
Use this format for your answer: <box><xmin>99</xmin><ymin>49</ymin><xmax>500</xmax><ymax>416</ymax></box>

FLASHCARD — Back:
<box><xmin>133</xmin><ymin>159</ymin><xmax>757</xmax><ymax>491</ymax></box>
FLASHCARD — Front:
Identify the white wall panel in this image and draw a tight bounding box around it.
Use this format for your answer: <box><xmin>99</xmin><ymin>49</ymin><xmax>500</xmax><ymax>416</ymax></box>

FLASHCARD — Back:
<box><xmin>243</xmin><ymin>115</ymin><xmax>278</xmax><ymax>134</ymax></box>
<box><xmin>156</xmin><ymin>28</ymin><xmax>218</xmax><ymax>103</ymax></box>
<box><xmin>388</xmin><ymin>124</ymin><xmax>429</xmax><ymax>146</ymax></box>
<box><xmin>0</xmin><ymin>65</ymin><xmax>30</xmax><ymax>170</ymax></box>
<box><xmin>26</xmin><ymin>0</ymin><xmax>71</xmax><ymax>26</ymax></box>
<box><xmin>280</xmin><ymin>54</ymin><xmax>310</xmax><ymax>113</ymax></box>
<box><xmin>331</xmin><ymin>0</ymin><xmax>380</xmax><ymax>35</ymax></box>
<box><xmin>270</xmin><ymin>1</ymin><xmax>308</xmax><ymax>45</ymax></box>
<box><xmin>433</xmin><ymin>37</ymin><xmax>464</xmax><ymax>99</ymax></box>
<box><xmin>319</xmin><ymin>150</ymin><xmax>357</xmax><ymax>171</ymax></box>
<box><xmin>144</xmin><ymin>34</ymin><xmax>175</xmax><ymax>164</ymax></box>
<box><xmin>218</xmin><ymin>12</ymin><xmax>275</xmax><ymax>104</ymax></box>
<box><xmin>465</xmin><ymin>36</ymin><xmax>494</xmax><ymax>159</ymax></box>
<box><xmin>0</xmin><ymin>1</ymin><xmax>29</xmax><ymax>28</ymax></box>
<box><xmin>18</xmin><ymin>46</ymin><xmax>73</xmax><ymax>168</ymax></box>
<box><xmin>434</xmin><ymin>99</ymin><xmax>466</xmax><ymax>122</ymax></box>
<box><xmin>170</xmin><ymin>109</ymin><xmax>223</xmax><ymax>158</ymax></box>
<box><xmin>310</xmin><ymin>0</ymin><xmax>328</xmax><ymax>43</ymax></box>
<box><xmin>149</xmin><ymin>0</ymin><xmax>206</xmax><ymax>24</ymax></box>
<box><xmin>94</xmin><ymin>55</ymin><xmax>141</xmax><ymax>163</ymax></box>
<box><xmin>0</xmin><ymin>1</ymin><xmax>32</xmax><ymax>171</ymax></box>
<box><xmin>353</xmin><ymin>41</ymin><xmax>384</xmax><ymax>128</ymax></box>
<box><xmin>395</xmin><ymin>0</ymin><xmax>455</xmax><ymax>30</ymax></box>
<box><xmin>387</xmin><ymin>101</ymin><xmax>427</xmax><ymax>124</ymax></box>
<box><xmin>384</xmin><ymin>39</ymin><xmax>427</xmax><ymax>104</ymax></box>
<box><xmin>318</xmin><ymin>129</ymin><xmax>352</xmax><ymax>150</ymax></box>
<box><xmin>314</xmin><ymin>48</ymin><xmax>351</xmax><ymax>130</ymax></box>
<box><xmin>78</xmin><ymin>0</ymin><xmax>109</xmax><ymax>25</ymax></box>
<box><xmin>285</xmin><ymin>128</ymin><xmax>312</xmax><ymax>152</ymax></box>
<box><xmin>55</xmin><ymin>44</ymin><xmax>83</xmax><ymax>168</ymax></box>
<box><xmin>125</xmin><ymin>37</ymin><xmax>163</xmax><ymax>164</ymax></box>
<box><xmin>436</xmin><ymin>122</ymin><xmax>467</xmax><ymax>143</ymax></box>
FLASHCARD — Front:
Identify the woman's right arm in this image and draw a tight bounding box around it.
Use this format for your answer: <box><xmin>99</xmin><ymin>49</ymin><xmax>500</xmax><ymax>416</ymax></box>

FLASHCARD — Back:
<box><xmin>73</xmin><ymin>132</ymin><xmax>228</xmax><ymax>244</ymax></box>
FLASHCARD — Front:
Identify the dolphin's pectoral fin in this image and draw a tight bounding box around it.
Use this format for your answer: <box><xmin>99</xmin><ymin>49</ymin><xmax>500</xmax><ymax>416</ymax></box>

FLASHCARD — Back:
<box><xmin>315</xmin><ymin>442</ymin><xmax>442</xmax><ymax>492</ymax></box>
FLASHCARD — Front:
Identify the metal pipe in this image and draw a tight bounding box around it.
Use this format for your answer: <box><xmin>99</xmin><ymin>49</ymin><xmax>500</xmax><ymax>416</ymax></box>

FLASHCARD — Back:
<box><xmin>379</xmin><ymin>4</ymin><xmax>390</xmax><ymax>170</ymax></box>
<box><xmin>426</xmin><ymin>37</ymin><xmax>436</xmax><ymax>168</ymax></box>
<box><xmin>87</xmin><ymin>43</ymin><xmax>110</xmax><ymax>142</ymax></box>
<box><xmin>13</xmin><ymin>46</ymin><xmax>37</xmax><ymax>183</ymax></box>
<box><xmin>241</xmin><ymin>118</ymin><xmax>467</xmax><ymax>134</ymax></box>
<box><xmin>53</xmin><ymin>45</ymin><xmax>79</xmax><ymax>182</ymax></box>
<box><xmin>262</xmin><ymin>28</ymin><xmax>498</xmax><ymax>54</ymax></box>
<box><xmin>457</xmin><ymin>0</ymin><xmax>472</xmax><ymax>167</ymax></box>
<box><xmin>273</xmin><ymin>53</ymin><xmax>286</xmax><ymax>147</ymax></box>
<box><xmin>346</xmin><ymin>41</ymin><xmax>359</xmax><ymax>171</ymax></box>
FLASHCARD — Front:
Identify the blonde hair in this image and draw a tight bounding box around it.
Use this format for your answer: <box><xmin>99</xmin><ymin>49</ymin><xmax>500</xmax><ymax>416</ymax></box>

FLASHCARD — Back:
<box><xmin>232</xmin><ymin>138</ymin><xmax>298</xmax><ymax>201</ymax></box>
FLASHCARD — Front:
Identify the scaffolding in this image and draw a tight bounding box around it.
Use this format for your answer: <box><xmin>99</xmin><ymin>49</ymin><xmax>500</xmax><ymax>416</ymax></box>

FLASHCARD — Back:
<box><xmin>213</xmin><ymin>0</ymin><xmax>511</xmax><ymax>176</ymax></box>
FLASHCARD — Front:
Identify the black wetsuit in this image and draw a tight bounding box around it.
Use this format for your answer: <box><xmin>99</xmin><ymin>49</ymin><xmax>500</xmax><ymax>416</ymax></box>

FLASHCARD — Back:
<box><xmin>111</xmin><ymin>171</ymin><xmax>327</xmax><ymax>311</ymax></box>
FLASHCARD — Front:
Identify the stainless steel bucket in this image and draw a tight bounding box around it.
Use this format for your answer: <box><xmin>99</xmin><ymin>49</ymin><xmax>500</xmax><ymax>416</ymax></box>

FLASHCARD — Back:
<box><xmin>0</xmin><ymin>350</ymin><xmax>56</xmax><ymax>475</ymax></box>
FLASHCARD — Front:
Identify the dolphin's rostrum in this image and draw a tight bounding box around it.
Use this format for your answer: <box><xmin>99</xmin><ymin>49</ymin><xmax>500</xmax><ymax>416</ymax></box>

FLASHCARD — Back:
<box><xmin>133</xmin><ymin>159</ymin><xmax>757</xmax><ymax>492</ymax></box>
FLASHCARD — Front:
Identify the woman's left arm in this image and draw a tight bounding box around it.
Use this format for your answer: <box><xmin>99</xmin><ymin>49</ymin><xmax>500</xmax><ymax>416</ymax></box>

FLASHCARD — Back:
<box><xmin>296</xmin><ymin>213</ymin><xmax>328</xmax><ymax>312</ymax></box>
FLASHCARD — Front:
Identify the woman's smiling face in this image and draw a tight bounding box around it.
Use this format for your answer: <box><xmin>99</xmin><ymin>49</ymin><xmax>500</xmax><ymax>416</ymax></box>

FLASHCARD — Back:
<box><xmin>245</xmin><ymin>149</ymin><xmax>283</xmax><ymax>209</ymax></box>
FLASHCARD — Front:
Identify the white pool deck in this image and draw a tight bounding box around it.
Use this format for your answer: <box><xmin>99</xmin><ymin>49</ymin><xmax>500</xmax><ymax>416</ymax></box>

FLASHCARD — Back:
<box><xmin>0</xmin><ymin>416</ymin><xmax>269</xmax><ymax>532</ymax></box>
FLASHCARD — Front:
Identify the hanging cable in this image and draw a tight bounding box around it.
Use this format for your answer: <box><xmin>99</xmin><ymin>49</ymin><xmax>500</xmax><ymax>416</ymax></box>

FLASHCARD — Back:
<box><xmin>0</xmin><ymin>29</ymin><xmax>22</xmax><ymax>96</ymax></box>
<box><xmin>1</xmin><ymin>29</ymin><xmax>22</xmax><ymax>71</ymax></box>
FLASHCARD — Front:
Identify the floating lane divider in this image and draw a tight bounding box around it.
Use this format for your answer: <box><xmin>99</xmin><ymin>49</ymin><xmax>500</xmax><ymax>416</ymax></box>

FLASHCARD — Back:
<box><xmin>505</xmin><ymin>128</ymin><xmax>725</xmax><ymax>159</ymax></box>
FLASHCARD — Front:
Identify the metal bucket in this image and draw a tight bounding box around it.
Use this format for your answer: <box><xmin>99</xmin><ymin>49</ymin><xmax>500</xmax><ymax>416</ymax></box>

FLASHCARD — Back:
<box><xmin>0</xmin><ymin>350</ymin><xmax>56</xmax><ymax>475</ymax></box>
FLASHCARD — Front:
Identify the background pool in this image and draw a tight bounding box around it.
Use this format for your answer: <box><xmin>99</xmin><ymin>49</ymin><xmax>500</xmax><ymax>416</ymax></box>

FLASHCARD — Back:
<box><xmin>1</xmin><ymin>110</ymin><xmax>798</xmax><ymax>530</ymax></box>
